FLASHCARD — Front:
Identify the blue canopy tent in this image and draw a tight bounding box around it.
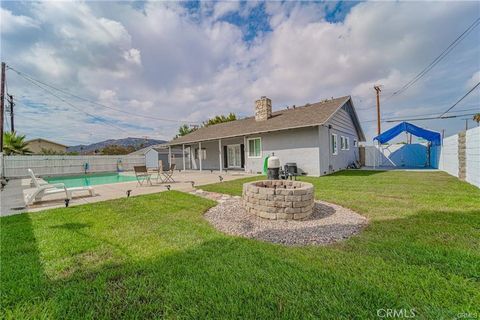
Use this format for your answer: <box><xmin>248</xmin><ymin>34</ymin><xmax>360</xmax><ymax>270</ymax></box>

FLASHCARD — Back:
<box><xmin>373</xmin><ymin>122</ymin><xmax>441</xmax><ymax>168</ymax></box>
<box><xmin>374</xmin><ymin>122</ymin><xmax>441</xmax><ymax>146</ymax></box>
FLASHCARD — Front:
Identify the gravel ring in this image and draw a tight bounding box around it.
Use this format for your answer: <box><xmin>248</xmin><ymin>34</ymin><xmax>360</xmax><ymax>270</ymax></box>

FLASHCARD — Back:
<box><xmin>202</xmin><ymin>195</ymin><xmax>368</xmax><ymax>246</ymax></box>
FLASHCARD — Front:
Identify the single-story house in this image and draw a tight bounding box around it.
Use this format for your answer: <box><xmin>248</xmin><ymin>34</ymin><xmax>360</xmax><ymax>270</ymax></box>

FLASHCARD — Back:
<box><xmin>129</xmin><ymin>144</ymin><xmax>184</xmax><ymax>169</ymax></box>
<box><xmin>167</xmin><ymin>95</ymin><xmax>365</xmax><ymax>176</ymax></box>
<box><xmin>26</xmin><ymin>138</ymin><xmax>68</xmax><ymax>154</ymax></box>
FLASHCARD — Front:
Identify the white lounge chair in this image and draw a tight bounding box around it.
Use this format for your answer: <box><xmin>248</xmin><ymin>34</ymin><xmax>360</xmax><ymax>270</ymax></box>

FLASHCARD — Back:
<box><xmin>24</xmin><ymin>169</ymin><xmax>95</xmax><ymax>206</ymax></box>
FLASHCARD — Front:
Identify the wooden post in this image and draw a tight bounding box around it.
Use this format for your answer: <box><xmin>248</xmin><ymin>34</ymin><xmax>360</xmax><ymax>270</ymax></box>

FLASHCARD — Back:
<box><xmin>8</xmin><ymin>94</ymin><xmax>14</xmax><ymax>133</ymax></box>
<box><xmin>182</xmin><ymin>144</ymin><xmax>185</xmax><ymax>171</ymax></box>
<box><xmin>374</xmin><ymin>85</ymin><xmax>381</xmax><ymax>135</ymax></box>
<box><xmin>199</xmin><ymin>141</ymin><xmax>202</xmax><ymax>171</ymax></box>
<box><xmin>218</xmin><ymin>139</ymin><xmax>222</xmax><ymax>173</ymax></box>
<box><xmin>0</xmin><ymin>62</ymin><xmax>5</xmax><ymax>153</ymax></box>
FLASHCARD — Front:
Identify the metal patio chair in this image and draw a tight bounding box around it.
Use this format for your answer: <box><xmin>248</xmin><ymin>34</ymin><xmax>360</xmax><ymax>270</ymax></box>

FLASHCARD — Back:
<box><xmin>160</xmin><ymin>163</ymin><xmax>176</xmax><ymax>183</ymax></box>
<box><xmin>134</xmin><ymin>166</ymin><xmax>152</xmax><ymax>186</ymax></box>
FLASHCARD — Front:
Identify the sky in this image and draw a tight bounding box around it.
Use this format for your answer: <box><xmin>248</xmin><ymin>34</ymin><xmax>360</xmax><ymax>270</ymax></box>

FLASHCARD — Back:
<box><xmin>1</xmin><ymin>1</ymin><xmax>479</xmax><ymax>146</ymax></box>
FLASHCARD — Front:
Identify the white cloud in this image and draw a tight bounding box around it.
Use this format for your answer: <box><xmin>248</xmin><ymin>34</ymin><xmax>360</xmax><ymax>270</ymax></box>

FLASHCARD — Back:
<box><xmin>466</xmin><ymin>70</ymin><xmax>480</xmax><ymax>89</ymax></box>
<box><xmin>123</xmin><ymin>48</ymin><xmax>142</xmax><ymax>65</ymax></box>
<box><xmin>213</xmin><ymin>1</ymin><xmax>240</xmax><ymax>20</ymax></box>
<box><xmin>1</xmin><ymin>1</ymin><xmax>479</xmax><ymax>145</ymax></box>
<box><xmin>0</xmin><ymin>8</ymin><xmax>39</xmax><ymax>33</ymax></box>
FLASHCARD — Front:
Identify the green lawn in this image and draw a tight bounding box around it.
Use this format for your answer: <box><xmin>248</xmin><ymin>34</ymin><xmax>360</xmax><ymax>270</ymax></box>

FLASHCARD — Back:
<box><xmin>1</xmin><ymin>171</ymin><xmax>479</xmax><ymax>319</ymax></box>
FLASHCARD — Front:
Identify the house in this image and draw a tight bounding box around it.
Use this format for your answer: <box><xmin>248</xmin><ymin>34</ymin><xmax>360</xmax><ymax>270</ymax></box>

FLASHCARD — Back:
<box><xmin>167</xmin><ymin>96</ymin><xmax>365</xmax><ymax>176</ymax></box>
<box><xmin>129</xmin><ymin>144</ymin><xmax>185</xmax><ymax>169</ymax></box>
<box><xmin>26</xmin><ymin>138</ymin><xmax>68</xmax><ymax>154</ymax></box>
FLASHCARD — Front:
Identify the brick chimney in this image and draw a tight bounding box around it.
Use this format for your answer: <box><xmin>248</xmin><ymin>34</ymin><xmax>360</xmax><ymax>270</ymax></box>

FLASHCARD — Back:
<box><xmin>255</xmin><ymin>96</ymin><xmax>272</xmax><ymax>121</ymax></box>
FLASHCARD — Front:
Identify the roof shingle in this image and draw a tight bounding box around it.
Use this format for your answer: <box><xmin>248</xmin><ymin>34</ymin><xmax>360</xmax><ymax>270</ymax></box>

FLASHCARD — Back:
<box><xmin>170</xmin><ymin>96</ymin><xmax>351</xmax><ymax>145</ymax></box>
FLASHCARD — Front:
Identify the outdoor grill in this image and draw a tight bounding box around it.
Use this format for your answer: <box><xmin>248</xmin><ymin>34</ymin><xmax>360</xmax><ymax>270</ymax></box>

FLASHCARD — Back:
<box><xmin>284</xmin><ymin>162</ymin><xmax>298</xmax><ymax>179</ymax></box>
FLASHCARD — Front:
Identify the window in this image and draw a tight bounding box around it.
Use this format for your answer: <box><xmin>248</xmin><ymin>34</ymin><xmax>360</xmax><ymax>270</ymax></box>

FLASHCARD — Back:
<box><xmin>195</xmin><ymin>148</ymin><xmax>206</xmax><ymax>160</ymax></box>
<box><xmin>353</xmin><ymin>139</ymin><xmax>358</xmax><ymax>147</ymax></box>
<box><xmin>345</xmin><ymin>137</ymin><xmax>349</xmax><ymax>150</ymax></box>
<box><xmin>331</xmin><ymin>134</ymin><xmax>338</xmax><ymax>155</ymax></box>
<box><xmin>248</xmin><ymin>138</ymin><xmax>262</xmax><ymax>158</ymax></box>
<box><xmin>340</xmin><ymin>136</ymin><xmax>345</xmax><ymax>150</ymax></box>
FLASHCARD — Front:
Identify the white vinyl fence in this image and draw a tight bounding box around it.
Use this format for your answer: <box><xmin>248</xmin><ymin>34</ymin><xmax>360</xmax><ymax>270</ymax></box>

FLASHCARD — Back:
<box><xmin>436</xmin><ymin>134</ymin><xmax>458</xmax><ymax>177</ymax></box>
<box><xmin>1</xmin><ymin>155</ymin><xmax>145</xmax><ymax>178</ymax></box>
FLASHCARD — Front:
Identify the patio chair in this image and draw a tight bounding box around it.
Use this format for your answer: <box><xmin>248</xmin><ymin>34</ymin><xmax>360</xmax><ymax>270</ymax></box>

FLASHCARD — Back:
<box><xmin>160</xmin><ymin>163</ymin><xmax>176</xmax><ymax>183</ymax></box>
<box><xmin>25</xmin><ymin>169</ymin><xmax>95</xmax><ymax>206</ymax></box>
<box><xmin>134</xmin><ymin>166</ymin><xmax>152</xmax><ymax>186</ymax></box>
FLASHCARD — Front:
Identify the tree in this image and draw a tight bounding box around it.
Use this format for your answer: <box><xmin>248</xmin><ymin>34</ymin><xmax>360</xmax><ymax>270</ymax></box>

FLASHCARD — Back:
<box><xmin>2</xmin><ymin>132</ymin><xmax>32</xmax><ymax>155</ymax></box>
<box><xmin>473</xmin><ymin>113</ymin><xmax>480</xmax><ymax>126</ymax></box>
<box><xmin>202</xmin><ymin>113</ymin><xmax>237</xmax><ymax>127</ymax></box>
<box><xmin>174</xmin><ymin>113</ymin><xmax>237</xmax><ymax>139</ymax></box>
<box><xmin>175</xmin><ymin>124</ymin><xmax>197</xmax><ymax>138</ymax></box>
<box><xmin>40</xmin><ymin>148</ymin><xmax>79</xmax><ymax>155</ymax></box>
<box><xmin>100</xmin><ymin>144</ymin><xmax>135</xmax><ymax>155</ymax></box>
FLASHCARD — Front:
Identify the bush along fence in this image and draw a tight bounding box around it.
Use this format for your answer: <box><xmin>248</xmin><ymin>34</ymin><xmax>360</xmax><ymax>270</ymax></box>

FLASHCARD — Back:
<box><xmin>0</xmin><ymin>154</ymin><xmax>146</xmax><ymax>178</ymax></box>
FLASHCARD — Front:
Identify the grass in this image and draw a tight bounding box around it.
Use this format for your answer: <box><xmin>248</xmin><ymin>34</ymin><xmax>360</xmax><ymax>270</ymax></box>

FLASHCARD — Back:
<box><xmin>1</xmin><ymin>171</ymin><xmax>479</xmax><ymax>319</ymax></box>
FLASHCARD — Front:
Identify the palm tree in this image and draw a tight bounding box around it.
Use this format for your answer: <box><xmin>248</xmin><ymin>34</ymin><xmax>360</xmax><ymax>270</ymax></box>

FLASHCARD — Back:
<box><xmin>473</xmin><ymin>113</ymin><xmax>480</xmax><ymax>126</ymax></box>
<box><xmin>3</xmin><ymin>132</ymin><xmax>32</xmax><ymax>155</ymax></box>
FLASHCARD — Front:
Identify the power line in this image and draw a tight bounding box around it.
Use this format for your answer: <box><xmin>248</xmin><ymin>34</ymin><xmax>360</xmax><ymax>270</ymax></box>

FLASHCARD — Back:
<box><xmin>385</xmin><ymin>17</ymin><xmax>480</xmax><ymax>101</ymax></box>
<box><xmin>438</xmin><ymin>81</ymin><xmax>480</xmax><ymax>117</ymax></box>
<box><xmin>360</xmin><ymin>107</ymin><xmax>479</xmax><ymax>123</ymax></box>
<box><xmin>13</xmin><ymin>71</ymin><xmax>147</xmax><ymax>135</ymax></box>
<box><xmin>385</xmin><ymin>113</ymin><xmax>477</xmax><ymax>123</ymax></box>
<box><xmin>7</xmin><ymin>65</ymin><xmax>200</xmax><ymax>125</ymax></box>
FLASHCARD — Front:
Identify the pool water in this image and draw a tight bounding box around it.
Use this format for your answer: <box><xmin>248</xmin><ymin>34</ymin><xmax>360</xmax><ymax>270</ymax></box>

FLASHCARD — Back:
<box><xmin>45</xmin><ymin>172</ymin><xmax>138</xmax><ymax>188</ymax></box>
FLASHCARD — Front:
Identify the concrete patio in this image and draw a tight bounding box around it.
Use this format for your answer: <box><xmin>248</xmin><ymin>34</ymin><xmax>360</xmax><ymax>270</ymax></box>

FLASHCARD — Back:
<box><xmin>1</xmin><ymin>170</ymin><xmax>257</xmax><ymax>217</ymax></box>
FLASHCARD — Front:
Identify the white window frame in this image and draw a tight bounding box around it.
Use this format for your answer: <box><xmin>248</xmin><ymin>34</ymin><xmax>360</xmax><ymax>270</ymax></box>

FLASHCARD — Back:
<box><xmin>247</xmin><ymin>137</ymin><xmax>262</xmax><ymax>158</ymax></box>
<box><xmin>353</xmin><ymin>139</ymin><xmax>358</xmax><ymax>147</ymax></box>
<box><xmin>345</xmin><ymin>137</ymin><xmax>350</xmax><ymax>150</ymax></box>
<box><xmin>331</xmin><ymin>133</ymin><xmax>338</xmax><ymax>155</ymax></box>
<box><xmin>195</xmin><ymin>148</ymin><xmax>206</xmax><ymax>160</ymax></box>
<box><xmin>227</xmin><ymin>144</ymin><xmax>242</xmax><ymax>168</ymax></box>
<box><xmin>340</xmin><ymin>136</ymin><xmax>345</xmax><ymax>150</ymax></box>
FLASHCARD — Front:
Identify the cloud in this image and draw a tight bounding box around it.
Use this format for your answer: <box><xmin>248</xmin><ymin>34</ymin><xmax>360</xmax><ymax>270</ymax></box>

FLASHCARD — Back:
<box><xmin>0</xmin><ymin>7</ymin><xmax>39</xmax><ymax>33</ymax></box>
<box><xmin>1</xmin><ymin>1</ymin><xmax>479</xmax><ymax>145</ymax></box>
<box><xmin>213</xmin><ymin>1</ymin><xmax>240</xmax><ymax>20</ymax></box>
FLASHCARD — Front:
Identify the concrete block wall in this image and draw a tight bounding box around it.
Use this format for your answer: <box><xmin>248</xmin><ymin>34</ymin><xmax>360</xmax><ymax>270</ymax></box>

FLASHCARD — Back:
<box><xmin>438</xmin><ymin>127</ymin><xmax>479</xmax><ymax>188</ymax></box>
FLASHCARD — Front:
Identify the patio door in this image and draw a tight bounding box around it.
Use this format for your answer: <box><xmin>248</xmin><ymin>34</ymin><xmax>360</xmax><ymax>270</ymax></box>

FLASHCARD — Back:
<box><xmin>227</xmin><ymin>145</ymin><xmax>241</xmax><ymax>168</ymax></box>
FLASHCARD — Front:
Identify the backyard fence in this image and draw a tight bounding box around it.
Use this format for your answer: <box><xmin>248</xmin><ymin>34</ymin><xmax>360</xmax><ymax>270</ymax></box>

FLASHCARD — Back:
<box><xmin>363</xmin><ymin>126</ymin><xmax>479</xmax><ymax>188</ymax></box>
<box><xmin>435</xmin><ymin>126</ymin><xmax>479</xmax><ymax>188</ymax></box>
<box><xmin>1</xmin><ymin>155</ymin><xmax>145</xmax><ymax>178</ymax></box>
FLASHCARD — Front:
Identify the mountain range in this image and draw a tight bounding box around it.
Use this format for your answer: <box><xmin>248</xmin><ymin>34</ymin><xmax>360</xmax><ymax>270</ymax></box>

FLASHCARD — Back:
<box><xmin>67</xmin><ymin>137</ymin><xmax>167</xmax><ymax>154</ymax></box>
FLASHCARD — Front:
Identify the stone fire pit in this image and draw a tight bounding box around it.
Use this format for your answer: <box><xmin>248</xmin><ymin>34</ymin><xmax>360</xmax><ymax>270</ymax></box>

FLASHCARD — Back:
<box><xmin>242</xmin><ymin>180</ymin><xmax>315</xmax><ymax>220</ymax></box>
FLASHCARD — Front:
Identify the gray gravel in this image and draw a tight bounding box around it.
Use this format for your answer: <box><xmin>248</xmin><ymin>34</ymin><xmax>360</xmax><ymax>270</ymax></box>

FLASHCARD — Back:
<box><xmin>196</xmin><ymin>190</ymin><xmax>367</xmax><ymax>246</ymax></box>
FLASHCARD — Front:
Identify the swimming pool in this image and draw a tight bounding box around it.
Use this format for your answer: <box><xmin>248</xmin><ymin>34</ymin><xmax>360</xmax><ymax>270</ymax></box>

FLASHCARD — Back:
<box><xmin>45</xmin><ymin>172</ymin><xmax>138</xmax><ymax>188</ymax></box>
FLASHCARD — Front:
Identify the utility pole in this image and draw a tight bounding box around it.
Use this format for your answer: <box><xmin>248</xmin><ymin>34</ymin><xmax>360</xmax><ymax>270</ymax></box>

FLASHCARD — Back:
<box><xmin>374</xmin><ymin>85</ymin><xmax>382</xmax><ymax>135</ymax></box>
<box><xmin>464</xmin><ymin>118</ymin><xmax>469</xmax><ymax>131</ymax></box>
<box><xmin>7</xmin><ymin>94</ymin><xmax>14</xmax><ymax>133</ymax></box>
<box><xmin>0</xmin><ymin>62</ymin><xmax>5</xmax><ymax>153</ymax></box>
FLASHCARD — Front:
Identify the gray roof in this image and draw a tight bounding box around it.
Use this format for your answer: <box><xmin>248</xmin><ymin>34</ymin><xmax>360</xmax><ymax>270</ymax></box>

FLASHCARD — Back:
<box><xmin>169</xmin><ymin>96</ymin><xmax>365</xmax><ymax>145</ymax></box>
<box><xmin>129</xmin><ymin>144</ymin><xmax>183</xmax><ymax>155</ymax></box>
